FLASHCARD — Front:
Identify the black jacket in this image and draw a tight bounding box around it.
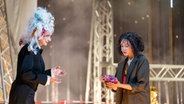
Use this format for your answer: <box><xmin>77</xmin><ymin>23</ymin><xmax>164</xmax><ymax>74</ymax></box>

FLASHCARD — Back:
<box><xmin>115</xmin><ymin>54</ymin><xmax>150</xmax><ymax>104</ymax></box>
<box><xmin>9</xmin><ymin>44</ymin><xmax>51</xmax><ymax>104</ymax></box>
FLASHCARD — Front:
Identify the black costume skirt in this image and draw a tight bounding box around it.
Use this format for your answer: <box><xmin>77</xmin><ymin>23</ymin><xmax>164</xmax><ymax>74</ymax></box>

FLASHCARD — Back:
<box><xmin>9</xmin><ymin>83</ymin><xmax>35</xmax><ymax>104</ymax></box>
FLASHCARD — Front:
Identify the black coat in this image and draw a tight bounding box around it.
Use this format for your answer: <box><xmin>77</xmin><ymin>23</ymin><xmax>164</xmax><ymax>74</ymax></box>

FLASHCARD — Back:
<box><xmin>115</xmin><ymin>54</ymin><xmax>150</xmax><ymax>104</ymax></box>
<box><xmin>9</xmin><ymin>44</ymin><xmax>51</xmax><ymax>104</ymax></box>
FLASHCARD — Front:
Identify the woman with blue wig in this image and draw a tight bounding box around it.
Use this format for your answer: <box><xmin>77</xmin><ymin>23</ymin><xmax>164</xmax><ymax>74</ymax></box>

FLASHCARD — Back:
<box><xmin>9</xmin><ymin>7</ymin><xmax>65</xmax><ymax>104</ymax></box>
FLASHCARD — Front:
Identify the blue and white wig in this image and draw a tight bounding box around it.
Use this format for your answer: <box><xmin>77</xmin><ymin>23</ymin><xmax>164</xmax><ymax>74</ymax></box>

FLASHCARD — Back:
<box><xmin>19</xmin><ymin>7</ymin><xmax>55</xmax><ymax>54</ymax></box>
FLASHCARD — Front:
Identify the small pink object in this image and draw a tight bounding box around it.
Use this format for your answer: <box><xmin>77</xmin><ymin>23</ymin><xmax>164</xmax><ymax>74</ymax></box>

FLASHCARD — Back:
<box><xmin>41</xmin><ymin>28</ymin><xmax>46</xmax><ymax>36</ymax></box>
<box><xmin>101</xmin><ymin>75</ymin><xmax>118</xmax><ymax>84</ymax></box>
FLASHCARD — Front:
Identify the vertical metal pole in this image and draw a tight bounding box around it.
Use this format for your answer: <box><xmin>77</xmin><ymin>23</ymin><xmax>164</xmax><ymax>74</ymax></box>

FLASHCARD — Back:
<box><xmin>46</xmin><ymin>87</ymin><xmax>49</xmax><ymax>102</ymax></box>
<box><xmin>67</xmin><ymin>73</ymin><xmax>70</xmax><ymax>102</ymax></box>
<box><xmin>176</xmin><ymin>82</ymin><xmax>179</xmax><ymax>104</ymax></box>
<box><xmin>165</xmin><ymin>82</ymin><xmax>170</xmax><ymax>104</ymax></box>
<box><xmin>55</xmin><ymin>84</ymin><xmax>58</xmax><ymax>102</ymax></box>
<box><xmin>85</xmin><ymin>0</ymin><xmax>94</xmax><ymax>101</ymax></box>
<box><xmin>51</xmin><ymin>83</ymin><xmax>54</xmax><ymax>102</ymax></box>
<box><xmin>0</xmin><ymin>59</ymin><xmax>7</xmax><ymax>103</ymax></box>
<box><xmin>148</xmin><ymin>0</ymin><xmax>153</xmax><ymax>63</ymax></box>
<box><xmin>180</xmin><ymin>82</ymin><xmax>183</xmax><ymax>104</ymax></box>
<box><xmin>169</xmin><ymin>0</ymin><xmax>174</xmax><ymax>64</ymax></box>
<box><xmin>158</xmin><ymin>82</ymin><xmax>161</xmax><ymax>104</ymax></box>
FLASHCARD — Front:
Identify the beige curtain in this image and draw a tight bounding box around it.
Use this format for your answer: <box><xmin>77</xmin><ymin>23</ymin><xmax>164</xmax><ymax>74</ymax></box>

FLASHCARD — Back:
<box><xmin>5</xmin><ymin>0</ymin><xmax>37</xmax><ymax>75</ymax></box>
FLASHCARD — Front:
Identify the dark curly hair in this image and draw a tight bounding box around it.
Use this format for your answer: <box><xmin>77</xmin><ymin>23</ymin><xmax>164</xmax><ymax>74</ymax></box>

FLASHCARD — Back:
<box><xmin>118</xmin><ymin>32</ymin><xmax>144</xmax><ymax>56</ymax></box>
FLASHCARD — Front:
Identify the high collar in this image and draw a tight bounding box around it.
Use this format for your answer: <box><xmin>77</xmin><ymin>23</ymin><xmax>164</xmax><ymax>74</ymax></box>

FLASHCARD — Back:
<box><xmin>40</xmin><ymin>49</ymin><xmax>43</xmax><ymax>54</ymax></box>
<box><xmin>37</xmin><ymin>48</ymin><xmax>43</xmax><ymax>54</ymax></box>
<box><xmin>27</xmin><ymin>44</ymin><xmax>43</xmax><ymax>54</ymax></box>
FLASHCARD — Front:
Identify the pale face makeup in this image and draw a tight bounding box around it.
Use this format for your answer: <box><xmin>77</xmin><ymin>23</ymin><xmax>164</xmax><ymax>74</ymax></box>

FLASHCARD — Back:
<box><xmin>120</xmin><ymin>39</ymin><xmax>134</xmax><ymax>59</ymax></box>
<box><xmin>38</xmin><ymin>33</ymin><xmax>52</xmax><ymax>46</ymax></box>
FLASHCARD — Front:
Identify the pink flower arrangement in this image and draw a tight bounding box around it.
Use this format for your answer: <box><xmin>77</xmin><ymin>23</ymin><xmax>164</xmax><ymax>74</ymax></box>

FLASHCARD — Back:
<box><xmin>101</xmin><ymin>75</ymin><xmax>118</xmax><ymax>84</ymax></box>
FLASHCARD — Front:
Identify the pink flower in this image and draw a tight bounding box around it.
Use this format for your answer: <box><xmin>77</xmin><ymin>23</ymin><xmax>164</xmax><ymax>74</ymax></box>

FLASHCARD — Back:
<box><xmin>41</xmin><ymin>28</ymin><xmax>46</xmax><ymax>36</ymax></box>
<box><xmin>101</xmin><ymin>75</ymin><xmax>118</xmax><ymax>84</ymax></box>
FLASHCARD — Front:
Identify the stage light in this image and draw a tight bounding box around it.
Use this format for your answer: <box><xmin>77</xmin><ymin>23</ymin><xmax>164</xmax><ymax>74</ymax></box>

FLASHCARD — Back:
<box><xmin>48</xmin><ymin>4</ymin><xmax>51</xmax><ymax>8</ymax></box>
<box><xmin>176</xmin><ymin>35</ymin><xmax>179</xmax><ymax>39</ymax></box>
<box><xmin>134</xmin><ymin>20</ymin><xmax>138</xmax><ymax>24</ymax></box>
<box><xmin>146</xmin><ymin>14</ymin><xmax>150</xmax><ymax>18</ymax></box>
<box><xmin>170</xmin><ymin>0</ymin><xmax>173</xmax><ymax>8</ymax></box>
<box><xmin>62</xmin><ymin>17</ymin><xmax>66</xmax><ymax>21</ymax></box>
<box><xmin>128</xmin><ymin>2</ymin><xmax>131</xmax><ymax>6</ymax></box>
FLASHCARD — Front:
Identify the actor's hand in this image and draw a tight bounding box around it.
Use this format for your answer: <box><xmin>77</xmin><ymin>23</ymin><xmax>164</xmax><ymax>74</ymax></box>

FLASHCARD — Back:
<box><xmin>50</xmin><ymin>77</ymin><xmax>62</xmax><ymax>84</ymax></box>
<box><xmin>52</xmin><ymin>66</ymin><xmax>65</xmax><ymax>76</ymax></box>
<box><xmin>106</xmin><ymin>81</ymin><xmax>120</xmax><ymax>90</ymax></box>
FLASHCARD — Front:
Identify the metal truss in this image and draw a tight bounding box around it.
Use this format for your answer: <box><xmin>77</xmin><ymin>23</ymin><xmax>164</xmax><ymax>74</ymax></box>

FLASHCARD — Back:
<box><xmin>85</xmin><ymin>0</ymin><xmax>114</xmax><ymax>103</ymax></box>
<box><xmin>150</xmin><ymin>64</ymin><xmax>184</xmax><ymax>81</ymax></box>
<box><xmin>0</xmin><ymin>0</ymin><xmax>14</xmax><ymax>103</ymax></box>
<box><xmin>112</xmin><ymin>64</ymin><xmax>184</xmax><ymax>81</ymax></box>
<box><xmin>149</xmin><ymin>64</ymin><xmax>184</xmax><ymax>104</ymax></box>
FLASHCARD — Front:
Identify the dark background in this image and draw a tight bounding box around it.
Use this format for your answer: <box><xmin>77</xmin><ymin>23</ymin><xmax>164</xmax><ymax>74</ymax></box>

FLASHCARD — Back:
<box><xmin>113</xmin><ymin>0</ymin><xmax>184</xmax><ymax>64</ymax></box>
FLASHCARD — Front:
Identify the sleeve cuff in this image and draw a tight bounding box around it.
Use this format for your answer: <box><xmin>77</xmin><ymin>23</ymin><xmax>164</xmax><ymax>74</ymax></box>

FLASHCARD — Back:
<box><xmin>51</xmin><ymin>68</ymin><xmax>55</xmax><ymax>77</ymax></box>
<box><xmin>45</xmin><ymin>76</ymin><xmax>51</xmax><ymax>86</ymax></box>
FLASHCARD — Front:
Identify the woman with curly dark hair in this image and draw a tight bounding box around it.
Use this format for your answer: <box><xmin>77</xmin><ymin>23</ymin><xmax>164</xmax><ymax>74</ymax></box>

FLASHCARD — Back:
<box><xmin>106</xmin><ymin>32</ymin><xmax>150</xmax><ymax>104</ymax></box>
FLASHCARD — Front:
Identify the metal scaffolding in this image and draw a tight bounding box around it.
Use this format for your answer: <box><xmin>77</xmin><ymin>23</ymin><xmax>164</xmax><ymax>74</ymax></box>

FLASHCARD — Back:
<box><xmin>149</xmin><ymin>64</ymin><xmax>184</xmax><ymax>104</ymax></box>
<box><xmin>111</xmin><ymin>64</ymin><xmax>184</xmax><ymax>82</ymax></box>
<box><xmin>149</xmin><ymin>64</ymin><xmax>184</xmax><ymax>81</ymax></box>
<box><xmin>85</xmin><ymin>0</ymin><xmax>114</xmax><ymax>103</ymax></box>
<box><xmin>0</xmin><ymin>0</ymin><xmax>14</xmax><ymax>103</ymax></box>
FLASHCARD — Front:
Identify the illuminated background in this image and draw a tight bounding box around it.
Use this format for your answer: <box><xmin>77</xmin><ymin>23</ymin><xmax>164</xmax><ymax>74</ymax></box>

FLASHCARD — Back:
<box><xmin>36</xmin><ymin>0</ymin><xmax>184</xmax><ymax>103</ymax></box>
<box><xmin>0</xmin><ymin>0</ymin><xmax>183</xmax><ymax>103</ymax></box>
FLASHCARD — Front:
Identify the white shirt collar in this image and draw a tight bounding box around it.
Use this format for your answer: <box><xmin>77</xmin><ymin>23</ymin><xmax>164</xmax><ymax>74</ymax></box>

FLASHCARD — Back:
<box><xmin>127</xmin><ymin>58</ymin><xmax>133</xmax><ymax>66</ymax></box>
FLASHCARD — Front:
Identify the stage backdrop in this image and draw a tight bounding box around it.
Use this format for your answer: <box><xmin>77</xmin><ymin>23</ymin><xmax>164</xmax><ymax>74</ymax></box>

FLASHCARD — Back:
<box><xmin>5</xmin><ymin>0</ymin><xmax>37</xmax><ymax>76</ymax></box>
